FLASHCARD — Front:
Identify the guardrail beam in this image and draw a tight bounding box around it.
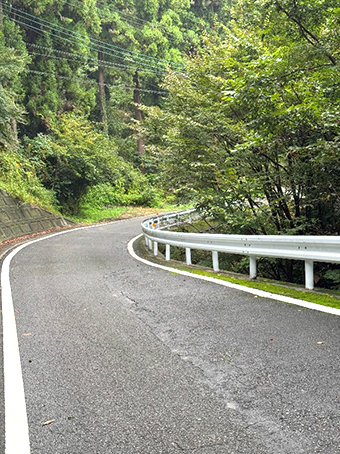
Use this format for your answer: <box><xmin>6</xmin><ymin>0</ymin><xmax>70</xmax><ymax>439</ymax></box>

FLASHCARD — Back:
<box><xmin>142</xmin><ymin>210</ymin><xmax>340</xmax><ymax>291</ymax></box>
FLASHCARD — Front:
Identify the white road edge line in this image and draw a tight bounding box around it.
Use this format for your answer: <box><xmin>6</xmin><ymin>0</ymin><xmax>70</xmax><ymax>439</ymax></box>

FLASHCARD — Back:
<box><xmin>128</xmin><ymin>234</ymin><xmax>340</xmax><ymax>317</ymax></box>
<box><xmin>2</xmin><ymin>243</ymin><xmax>31</xmax><ymax>454</ymax></box>
<box><xmin>1</xmin><ymin>220</ymin><xmax>124</xmax><ymax>454</ymax></box>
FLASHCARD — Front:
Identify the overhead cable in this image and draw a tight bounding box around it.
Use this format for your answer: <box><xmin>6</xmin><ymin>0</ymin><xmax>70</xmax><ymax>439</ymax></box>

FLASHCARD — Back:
<box><xmin>2</xmin><ymin>4</ymin><xmax>183</xmax><ymax>71</ymax></box>
<box><xmin>25</xmin><ymin>44</ymin><xmax>167</xmax><ymax>75</ymax></box>
<box><xmin>26</xmin><ymin>69</ymin><xmax>168</xmax><ymax>95</ymax></box>
<box><xmin>3</xmin><ymin>12</ymin><xmax>171</xmax><ymax>73</ymax></box>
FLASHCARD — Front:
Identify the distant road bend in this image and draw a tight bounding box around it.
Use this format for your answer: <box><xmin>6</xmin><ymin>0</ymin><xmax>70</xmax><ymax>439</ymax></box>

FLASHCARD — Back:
<box><xmin>1</xmin><ymin>217</ymin><xmax>339</xmax><ymax>454</ymax></box>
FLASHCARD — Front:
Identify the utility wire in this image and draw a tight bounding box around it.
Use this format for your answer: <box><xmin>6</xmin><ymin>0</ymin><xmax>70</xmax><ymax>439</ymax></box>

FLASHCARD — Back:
<box><xmin>26</xmin><ymin>46</ymin><xmax>166</xmax><ymax>75</ymax></box>
<box><xmin>26</xmin><ymin>69</ymin><xmax>168</xmax><ymax>95</ymax></box>
<box><xmin>2</xmin><ymin>11</ymin><xmax>172</xmax><ymax>73</ymax></box>
<box><xmin>3</xmin><ymin>4</ymin><xmax>184</xmax><ymax>71</ymax></box>
<box><xmin>2</xmin><ymin>6</ymin><xmax>164</xmax><ymax>69</ymax></box>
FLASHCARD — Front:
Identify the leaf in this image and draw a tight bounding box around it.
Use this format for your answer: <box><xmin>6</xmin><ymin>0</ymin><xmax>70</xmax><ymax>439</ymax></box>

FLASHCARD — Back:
<box><xmin>42</xmin><ymin>419</ymin><xmax>55</xmax><ymax>426</ymax></box>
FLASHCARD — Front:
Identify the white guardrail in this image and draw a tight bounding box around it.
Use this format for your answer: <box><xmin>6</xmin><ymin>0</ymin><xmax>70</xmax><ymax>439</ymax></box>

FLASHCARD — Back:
<box><xmin>142</xmin><ymin>210</ymin><xmax>340</xmax><ymax>290</ymax></box>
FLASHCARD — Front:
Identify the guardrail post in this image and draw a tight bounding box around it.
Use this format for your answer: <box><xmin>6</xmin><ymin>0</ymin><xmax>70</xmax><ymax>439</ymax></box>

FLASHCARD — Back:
<box><xmin>154</xmin><ymin>241</ymin><xmax>158</xmax><ymax>256</ymax></box>
<box><xmin>249</xmin><ymin>255</ymin><xmax>257</xmax><ymax>279</ymax></box>
<box><xmin>148</xmin><ymin>238</ymin><xmax>152</xmax><ymax>251</ymax></box>
<box><xmin>212</xmin><ymin>251</ymin><xmax>219</xmax><ymax>271</ymax></box>
<box><xmin>166</xmin><ymin>244</ymin><xmax>171</xmax><ymax>261</ymax></box>
<box><xmin>186</xmin><ymin>247</ymin><xmax>192</xmax><ymax>265</ymax></box>
<box><xmin>305</xmin><ymin>260</ymin><xmax>314</xmax><ymax>290</ymax></box>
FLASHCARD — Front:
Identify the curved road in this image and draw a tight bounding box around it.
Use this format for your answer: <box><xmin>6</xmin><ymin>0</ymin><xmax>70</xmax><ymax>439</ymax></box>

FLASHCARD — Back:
<box><xmin>1</xmin><ymin>218</ymin><xmax>339</xmax><ymax>453</ymax></box>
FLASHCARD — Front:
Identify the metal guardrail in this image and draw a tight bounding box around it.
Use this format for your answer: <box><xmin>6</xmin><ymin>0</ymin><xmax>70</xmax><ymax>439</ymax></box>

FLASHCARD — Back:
<box><xmin>142</xmin><ymin>210</ymin><xmax>340</xmax><ymax>290</ymax></box>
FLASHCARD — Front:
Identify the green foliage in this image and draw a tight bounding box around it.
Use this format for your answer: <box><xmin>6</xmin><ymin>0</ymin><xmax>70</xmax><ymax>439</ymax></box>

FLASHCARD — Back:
<box><xmin>23</xmin><ymin>112</ymin><xmax>120</xmax><ymax>211</ymax></box>
<box><xmin>1</xmin><ymin>0</ymin><xmax>235</xmax><ymax>161</ymax></box>
<box><xmin>318</xmin><ymin>267</ymin><xmax>340</xmax><ymax>290</ymax></box>
<box><xmin>23</xmin><ymin>111</ymin><xmax>160</xmax><ymax>213</ymax></box>
<box><xmin>0</xmin><ymin>34</ymin><xmax>28</xmax><ymax>146</ymax></box>
<box><xmin>0</xmin><ymin>147</ymin><xmax>57</xmax><ymax>210</ymax></box>
<box><xmin>138</xmin><ymin>0</ymin><xmax>340</xmax><ymax>287</ymax></box>
<box><xmin>80</xmin><ymin>179</ymin><xmax>161</xmax><ymax>210</ymax></box>
<box><xmin>2</xmin><ymin>0</ymin><xmax>98</xmax><ymax>136</ymax></box>
<box><xmin>140</xmin><ymin>2</ymin><xmax>340</xmax><ymax>236</ymax></box>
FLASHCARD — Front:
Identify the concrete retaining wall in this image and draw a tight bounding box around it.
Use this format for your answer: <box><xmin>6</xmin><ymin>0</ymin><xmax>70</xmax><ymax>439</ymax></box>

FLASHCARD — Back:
<box><xmin>0</xmin><ymin>190</ymin><xmax>73</xmax><ymax>243</ymax></box>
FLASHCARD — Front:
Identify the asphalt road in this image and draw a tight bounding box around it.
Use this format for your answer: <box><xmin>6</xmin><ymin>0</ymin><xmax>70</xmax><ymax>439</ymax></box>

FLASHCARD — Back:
<box><xmin>1</xmin><ymin>218</ymin><xmax>339</xmax><ymax>453</ymax></box>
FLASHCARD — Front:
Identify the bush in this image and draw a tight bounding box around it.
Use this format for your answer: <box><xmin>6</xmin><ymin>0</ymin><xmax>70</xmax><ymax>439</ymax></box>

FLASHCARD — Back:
<box><xmin>0</xmin><ymin>147</ymin><xmax>57</xmax><ymax>211</ymax></box>
<box><xmin>23</xmin><ymin>112</ymin><xmax>161</xmax><ymax>213</ymax></box>
<box><xmin>79</xmin><ymin>178</ymin><xmax>160</xmax><ymax>213</ymax></box>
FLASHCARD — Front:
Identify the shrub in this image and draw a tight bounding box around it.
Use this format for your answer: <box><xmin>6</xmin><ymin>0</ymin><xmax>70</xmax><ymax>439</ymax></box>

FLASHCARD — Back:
<box><xmin>0</xmin><ymin>147</ymin><xmax>56</xmax><ymax>211</ymax></box>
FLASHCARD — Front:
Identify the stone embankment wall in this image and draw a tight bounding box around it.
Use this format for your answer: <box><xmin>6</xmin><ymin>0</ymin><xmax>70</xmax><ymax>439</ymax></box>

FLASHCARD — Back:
<box><xmin>0</xmin><ymin>190</ymin><xmax>73</xmax><ymax>243</ymax></box>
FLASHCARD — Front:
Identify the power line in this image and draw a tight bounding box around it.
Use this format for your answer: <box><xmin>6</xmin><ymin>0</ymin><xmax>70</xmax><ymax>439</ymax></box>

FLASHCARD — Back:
<box><xmin>26</xmin><ymin>47</ymin><xmax>166</xmax><ymax>76</ymax></box>
<box><xmin>2</xmin><ymin>6</ymin><xmax>163</xmax><ymax>69</ymax></box>
<box><xmin>2</xmin><ymin>11</ymin><xmax>172</xmax><ymax>73</ymax></box>
<box><xmin>26</xmin><ymin>69</ymin><xmax>168</xmax><ymax>96</ymax></box>
<box><xmin>3</xmin><ymin>4</ymin><xmax>184</xmax><ymax>71</ymax></box>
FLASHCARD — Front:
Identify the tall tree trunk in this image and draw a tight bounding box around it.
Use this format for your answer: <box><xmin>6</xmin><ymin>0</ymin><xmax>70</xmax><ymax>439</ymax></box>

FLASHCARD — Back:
<box><xmin>133</xmin><ymin>70</ymin><xmax>144</xmax><ymax>158</ymax></box>
<box><xmin>11</xmin><ymin>119</ymin><xmax>18</xmax><ymax>144</ymax></box>
<box><xmin>98</xmin><ymin>51</ymin><xmax>107</xmax><ymax>133</ymax></box>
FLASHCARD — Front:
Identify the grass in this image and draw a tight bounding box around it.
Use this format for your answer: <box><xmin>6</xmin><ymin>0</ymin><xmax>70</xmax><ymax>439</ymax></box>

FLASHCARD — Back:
<box><xmin>138</xmin><ymin>239</ymin><xmax>340</xmax><ymax>311</ymax></box>
<box><xmin>68</xmin><ymin>203</ymin><xmax>191</xmax><ymax>224</ymax></box>
<box><xmin>187</xmin><ymin>268</ymin><xmax>340</xmax><ymax>310</ymax></box>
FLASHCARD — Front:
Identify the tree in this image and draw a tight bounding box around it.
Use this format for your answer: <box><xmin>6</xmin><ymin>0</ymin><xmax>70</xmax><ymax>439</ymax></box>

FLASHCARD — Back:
<box><xmin>0</xmin><ymin>28</ymin><xmax>27</xmax><ymax>146</ymax></box>
<box><xmin>24</xmin><ymin>111</ymin><xmax>140</xmax><ymax>212</ymax></box>
<box><xmin>139</xmin><ymin>1</ymin><xmax>340</xmax><ymax>236</ymax></box>
<box><xmin>2</xmin><ymin>0</ymin><xmax>99</xmax><ymax>136</ymax></box>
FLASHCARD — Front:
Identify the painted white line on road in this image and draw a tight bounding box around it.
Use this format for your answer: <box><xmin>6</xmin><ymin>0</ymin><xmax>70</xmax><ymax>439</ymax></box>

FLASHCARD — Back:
<box><xmin>1</xmin><ymin>220</ymin><xmax>126</xmax><ymax>454</ymax></box>
<box><xmin>128</xmin><ymin>235</ymin><xmax>340</xmax><ymax>317</ymax></box>
<box><xmin>2</xmin><ymin>243</ymin><xmax>31</xmax><ymax>454</ymax></box>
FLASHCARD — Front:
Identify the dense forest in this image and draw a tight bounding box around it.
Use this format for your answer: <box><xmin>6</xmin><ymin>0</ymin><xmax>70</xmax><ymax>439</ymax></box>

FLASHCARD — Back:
<box><xmin>0</xmin><ymin>0</ymin><xmax>228</xmax><ymax>215</ymax></box>
<box><xmin>0</xmin><ymin>1</ymin><xmax>339</xmax><ymax>283</ymax></box>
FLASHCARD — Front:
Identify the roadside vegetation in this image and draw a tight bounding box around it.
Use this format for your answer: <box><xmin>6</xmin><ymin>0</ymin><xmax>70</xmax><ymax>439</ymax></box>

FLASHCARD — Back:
<box><xmin>139</xmin><ymin>1</ymin><xmax>340</xmax><ymax>289</ymax></box>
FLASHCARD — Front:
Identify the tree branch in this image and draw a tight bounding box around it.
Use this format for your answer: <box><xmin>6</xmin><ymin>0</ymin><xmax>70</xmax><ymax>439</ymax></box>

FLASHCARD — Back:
<box><xmin>275</xmin><ymin>1</ymin><xmax>337</xmax><ymax>65</ymax></box>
